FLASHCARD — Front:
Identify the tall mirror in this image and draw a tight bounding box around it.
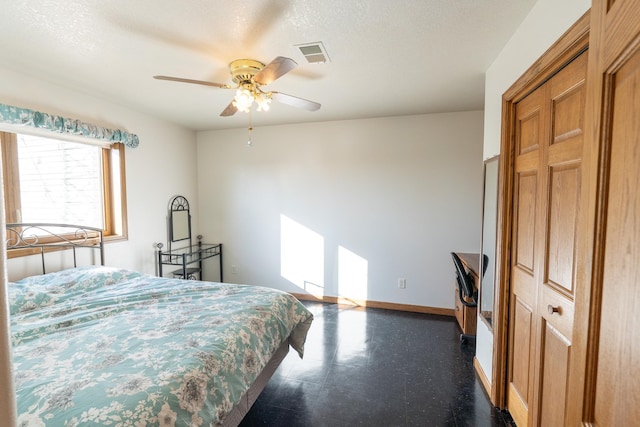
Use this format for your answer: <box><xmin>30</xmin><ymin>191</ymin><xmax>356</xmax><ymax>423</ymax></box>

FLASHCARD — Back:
<box><xmin>168</xmin><ymin>195</ymin><xmax>191</xmax><ymax>251</ymax></box>
<box><xmin>479</xmin><ymin>156</ymin><xmax>499</xmax><ymax>328</ymax></box>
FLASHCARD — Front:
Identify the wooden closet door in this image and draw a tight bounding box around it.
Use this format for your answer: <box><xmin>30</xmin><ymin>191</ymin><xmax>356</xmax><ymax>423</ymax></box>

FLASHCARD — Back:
<box><xmin>534</xmin><ymin>51</ymin><xmax>586</xmax><ymax>427</ymax></box>
<box><xmin>507</xmin><ymin>51</ymin><xmax>587</xmax><ymax>427</ymax></box>
<box><xmin>507</xmin><ymin>80</ymin><xmax>546</xmax><ymax>427</ymax></box>
<box><xmin>575</xmin><ymin>1</ymin><xmax>640</xmax><ymax>425</ymax></box>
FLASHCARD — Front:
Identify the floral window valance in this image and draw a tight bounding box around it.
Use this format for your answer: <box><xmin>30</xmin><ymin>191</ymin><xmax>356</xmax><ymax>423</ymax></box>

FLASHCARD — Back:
<box><xmin>0</xmin><ymin>103</ymin><xmax>139</xmax><ymax>148</ymax></box>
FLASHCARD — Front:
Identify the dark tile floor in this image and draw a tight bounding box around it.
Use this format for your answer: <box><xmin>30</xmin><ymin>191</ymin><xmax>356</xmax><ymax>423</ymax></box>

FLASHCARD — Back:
<box><xmin>240</xmin><ymin>302</ymin><xmax>515</xmax><ymax>426</ymax></box>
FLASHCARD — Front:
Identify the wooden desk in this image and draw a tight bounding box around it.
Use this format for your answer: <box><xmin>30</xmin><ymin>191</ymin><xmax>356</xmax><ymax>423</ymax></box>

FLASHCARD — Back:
<box><xmin>453</xmin><ymin>252</ymin><xmax>480</xmax><ymax>337</ymax></box>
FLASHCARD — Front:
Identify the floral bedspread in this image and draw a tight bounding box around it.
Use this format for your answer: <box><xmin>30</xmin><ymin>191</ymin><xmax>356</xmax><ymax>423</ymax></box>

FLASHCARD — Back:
<box><xmin>9</xmin><ymin>266</ymin><xmax>313</xmax><ymax>426</ymax></box>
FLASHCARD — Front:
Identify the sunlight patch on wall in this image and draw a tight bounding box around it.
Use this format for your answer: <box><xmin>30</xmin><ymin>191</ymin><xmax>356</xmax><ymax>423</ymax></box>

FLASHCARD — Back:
<box><xmin>280</xmin><ymin>214</ymin><xmax>324</xmax><ymax>297</ymax></box>
<box><xmin>338</xmin><ymin>246</ymin><xmax>368</xmax><ymax>301</ymax></box>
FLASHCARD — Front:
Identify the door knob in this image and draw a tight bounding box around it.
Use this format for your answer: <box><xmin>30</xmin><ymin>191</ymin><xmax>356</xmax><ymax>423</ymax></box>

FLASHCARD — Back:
<box><xmin>547</xmin><ymin>304</ymin><xmax>561</xmax><ymax>315</ymax></box>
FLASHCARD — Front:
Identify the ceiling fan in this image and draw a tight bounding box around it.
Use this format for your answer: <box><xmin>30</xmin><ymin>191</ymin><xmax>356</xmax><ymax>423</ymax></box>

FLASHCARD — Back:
<box><xmin>154</xmin><ymin>56</ymin><xmax>321</xmax><ymax>117</ymax></box>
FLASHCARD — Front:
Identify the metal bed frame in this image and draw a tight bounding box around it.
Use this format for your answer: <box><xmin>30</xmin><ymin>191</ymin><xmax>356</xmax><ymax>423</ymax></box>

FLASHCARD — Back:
<box><xmin>6</xmin><ymin>223</ymin><xmax>104</xmax><ymax>274</ymax></box>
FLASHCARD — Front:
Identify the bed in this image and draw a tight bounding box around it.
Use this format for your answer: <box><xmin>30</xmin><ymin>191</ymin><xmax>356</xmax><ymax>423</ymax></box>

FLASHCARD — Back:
<box><xmin>6</xmin><ymin>224</ymin><xmax>313</xmax><ymax>426</ymax></box>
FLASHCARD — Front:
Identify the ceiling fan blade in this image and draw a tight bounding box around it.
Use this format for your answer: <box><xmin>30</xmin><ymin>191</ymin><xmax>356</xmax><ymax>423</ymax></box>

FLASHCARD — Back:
<box><xmin>254</xmin><ymin>57</ymin><xmax>297</xmax><ymax>85</ymax></box>
<box><xmin>154</xmin><ymin>75</ymin><xmax>229</xmax><ymax>89</ymax></box>
<box><xmin>220</xmin><ymin>101</ymin><xmax>238</xmax><ymax>117</ymax></box>
<box><xmin>242</xmin><ymin>0</ymin><xmax>289</xmax><ymax>49</ymax></box>
<box><xmin>271</xmin><ymin>92</ymin><xmax>321</xmax><ymax>111</ymax></box>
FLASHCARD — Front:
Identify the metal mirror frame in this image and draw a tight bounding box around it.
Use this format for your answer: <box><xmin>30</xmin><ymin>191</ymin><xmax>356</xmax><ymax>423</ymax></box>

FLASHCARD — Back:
<box><xmin>168</xmin><ymin>195</ymin><xmax>191</xmax><ymax>251</ymax></box>
<box><xmin>479</xmin><ymin>155</ymin><xmax>499</xmax><ymax>329</ymax></box>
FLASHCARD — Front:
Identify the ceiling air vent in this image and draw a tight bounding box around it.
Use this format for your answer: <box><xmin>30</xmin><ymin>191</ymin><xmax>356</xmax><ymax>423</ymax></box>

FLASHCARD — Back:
<box><xmin>296</xmin><ymin>42</ymin><xmax>330</xmax><ymax>64</ymax></box>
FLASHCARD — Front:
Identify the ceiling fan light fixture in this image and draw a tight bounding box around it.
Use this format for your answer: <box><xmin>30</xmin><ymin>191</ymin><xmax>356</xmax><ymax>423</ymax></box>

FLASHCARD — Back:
<box><xmin>233</xmin><ymin>87</ymin><xmax>254</xmax><ymax>113</ymax></box>
<box><xmin>233</xmin><ymin>84</ymin><xmax>273</xmax><ymax>113</ymax></box>
<box><xmin>255</xmin><ymin>92</ymin><xmax>272</xmax><ymax>112</ymax></box>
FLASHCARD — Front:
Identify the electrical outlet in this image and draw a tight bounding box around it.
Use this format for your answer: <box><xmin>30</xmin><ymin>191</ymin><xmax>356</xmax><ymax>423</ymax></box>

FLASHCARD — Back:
<box><xmin>231</xmin><ymin>265</ymin><xmax>237</xmax><ymax>274</ymax></box>
<box><xmin>398</xmin><ymin>278</ymin><xmax>406</xmax><ymax>289</ymax></box>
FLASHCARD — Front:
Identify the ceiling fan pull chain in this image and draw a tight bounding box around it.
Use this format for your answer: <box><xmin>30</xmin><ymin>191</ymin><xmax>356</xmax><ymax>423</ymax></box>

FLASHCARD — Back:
<box><xmin>247</xmin><ymin>109</ymin><xmax>253</xmax><ymax>147</ymax></box>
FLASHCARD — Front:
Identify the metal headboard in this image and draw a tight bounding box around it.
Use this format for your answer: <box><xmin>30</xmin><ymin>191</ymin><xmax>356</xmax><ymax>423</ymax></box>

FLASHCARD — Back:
<box><xmin>6</xmin><ymin>223</ymin><xmax>105</xmax><ymax>274</ymax></box>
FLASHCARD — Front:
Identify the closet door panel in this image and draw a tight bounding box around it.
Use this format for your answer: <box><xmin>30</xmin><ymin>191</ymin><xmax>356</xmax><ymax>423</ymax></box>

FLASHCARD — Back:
<box><xmin>511</xmin><ymin>297</ymin><xmax>534</xmax><ymax>398</ymax></box>
<box><xmin>508</xmin><ymin>296</ymin><xmax>534</xmax><ymax>426</ymax></box>
<box><xmin>549</xmin><ymin>53</ymin><xmax>586</xmax><ymax>146</ymax></box>
<box><xmin>517</xmin><ymin>107</ymin><xmax>542</xmax><ymax>155</ymax></box>
<box><xmin>539</xmin><ymin>319</ymin><xmax>571</xmax><ymax>426</ymax></box>
<box><xmin>514</xmin><ymin>172</ymin><xmax>537</xmax><ymax>274</ymax></box>
<box><xmin>545</xmin><ymin>164</ymin><xmax>580</xmax><ymax>295</ymax></box>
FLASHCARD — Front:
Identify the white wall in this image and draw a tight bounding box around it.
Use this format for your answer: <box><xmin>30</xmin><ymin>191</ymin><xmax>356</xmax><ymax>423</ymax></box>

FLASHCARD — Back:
<box><xmin>197</xmin><ymin>111</ymin><xmax>483</xmax><ymax>309</ymax></box>
<box><xmin>483</xmin><ymin>0</ymin><xmax>591</xmax><ymax>160</ymax></box>
<box><xmin>0</xmin><ymin>66</ymin><xmax>199</xmax><ymax>281</ymax></box>
<box><xmin>477</xmin><ymin>0</ymin><xmax>591</xmax><ymax>386</ymax></box>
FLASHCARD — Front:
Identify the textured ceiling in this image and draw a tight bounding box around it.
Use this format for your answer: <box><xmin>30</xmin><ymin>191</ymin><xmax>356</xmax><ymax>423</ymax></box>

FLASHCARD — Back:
<box><xmin>0</xmin><ymin>0</ymin><xmax>536</xmax><ymax>131</ymax></box>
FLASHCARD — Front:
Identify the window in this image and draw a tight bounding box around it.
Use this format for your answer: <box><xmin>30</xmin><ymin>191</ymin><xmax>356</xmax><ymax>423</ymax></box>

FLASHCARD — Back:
<box><xmin>1</xmin><ymin>131</ymin><xmax>127</xmax><ymax>245</ymax></box>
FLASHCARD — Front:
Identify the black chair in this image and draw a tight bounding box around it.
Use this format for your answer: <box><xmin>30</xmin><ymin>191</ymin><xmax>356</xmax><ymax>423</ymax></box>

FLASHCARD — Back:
<box><xmin>451</xmin><ymin>252</ymin><xmax>478</xmax><ymax>343</ymax></box>
<box><xmin>482</xmin><ymin>254</ymin><xmax>489</xmax><ymax>276</ymax></box>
